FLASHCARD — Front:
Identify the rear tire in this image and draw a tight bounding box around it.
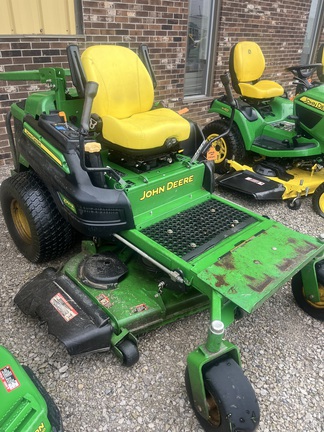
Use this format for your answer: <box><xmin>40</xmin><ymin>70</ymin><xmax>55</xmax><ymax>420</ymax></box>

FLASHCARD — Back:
<box><xmin>312</xmin><ymin>182</ymin><xmax>324</xmax><ymax>218</ymax></box>
<box><xmin>291</xmin><ymin>271</ymin><xmax>324</xmax><ymax>321</ymax></box>
<box><xmin>0</xmin><ymin>170</ymin><xmax>75</xmax><ymax>263</ymax></box>
<box><xmin>202</xmin><ymin>120</ymin><xmax>246</xmax><ymax>174</ymax></box>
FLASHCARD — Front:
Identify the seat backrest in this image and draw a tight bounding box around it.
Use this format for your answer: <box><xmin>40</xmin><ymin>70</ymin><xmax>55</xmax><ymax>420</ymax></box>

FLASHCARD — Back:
<box><xmin>81</xmin><ymin>45</ymin><xmax>154</xmax><ymax>119</ymax></box>
<box><xmin>67</xmin><ymin>44</ymin><xmax>87</xmax><ymax>98</ymax></box>
<box><xmin>229</xmin><ymin>41</ymin><xmax>266</xmax><ymax>93</ymax></box>
<box><xmin>317</xmin><ymin>43</ymin><xmax>324</xmax><ymax>82</ymax></box>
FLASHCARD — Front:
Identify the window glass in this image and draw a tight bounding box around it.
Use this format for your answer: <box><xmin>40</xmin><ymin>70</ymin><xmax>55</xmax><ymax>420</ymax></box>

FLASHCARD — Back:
<box><xmin>301</xmin><ymin>0</ymin><xmax>324</xmax><ymax>63</ymax></box>
<box><xmin>184</xmin><ymin>0</ymin><xmax>218</xmax><ymax>97</ymax></box>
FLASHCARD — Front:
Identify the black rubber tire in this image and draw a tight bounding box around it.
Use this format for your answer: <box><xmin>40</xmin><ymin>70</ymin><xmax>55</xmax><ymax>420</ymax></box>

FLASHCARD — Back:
<box><xmin>0</xmin><ymin>170</ymin><xmax>75</xmax><ymax>263</ymax></box>
<box><xmin>185</xmin><ymin>358</ymin><xmax>260</xmax><ymax>432</ymax></box>
<box><xmin>291</xmin><ymin>271</ymin><xmax>324</xmax><ymax>321</ymax></box>
<box><xmin>202</xmin><ymin>120</ymin><xmax>246</xmax><ymax>174</ymax></box>
<box><xmin>312</xmin><ymin>182</ymin><xmax>324</xmax><ymax>218</ymax></box>
<box><xmin>287</xmin><ymin>197</ymin><xmax>302</xmax><ymax>211</ymax></box>
<box><xmin>117</xmin><ymin>339</ymin><xmax>139</xmax><ymax>367</ymax></box>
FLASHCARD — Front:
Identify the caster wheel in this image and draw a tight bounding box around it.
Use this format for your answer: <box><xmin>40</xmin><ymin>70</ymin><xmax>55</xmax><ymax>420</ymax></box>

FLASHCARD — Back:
<box><xmin>185</xmin><ymin>358</ymin><xmax>260</xmax><ymax>431</ymax></box>
<box><xmin>291</xmin><ymin>270</ymin><xmax>324</xmax><ymax>321</ymax></box>
<box><xmin>116</xmin><ymin>339</ymin><xmax>139</xmax><ymax>367</ymax></box>
<box><xmin>287</xmin><ymin>197</ymin><xmax>301</xmax><ymax>210</ymax></box>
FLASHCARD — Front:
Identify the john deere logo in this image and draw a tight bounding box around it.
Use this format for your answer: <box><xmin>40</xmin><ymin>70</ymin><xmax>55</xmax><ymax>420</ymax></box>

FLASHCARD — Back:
<box><xmin>299</xmin><ymin>96</ymin><xmax>324</xmax><ymax>112</ymax></box>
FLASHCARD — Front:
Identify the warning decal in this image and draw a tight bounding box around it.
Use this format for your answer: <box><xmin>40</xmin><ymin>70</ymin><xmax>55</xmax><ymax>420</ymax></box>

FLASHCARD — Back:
<box><xmin>245</xmin><ymin>176</ymin><xmax>265</xmax><ymax>186</ymax></box>
<box><xmin>50</xmin><ymin>292</ymin><xmax>78</xmax><ymax>322</ymax></box>
<box><xmin>0</xmin><ymin>365</ymin><xmax>20</xmax><ymax>392</ymax></box>
<box><xmin>96</xmin><ymin>293</ymin><xmax>112</xmax><ymax>309</ymax></box>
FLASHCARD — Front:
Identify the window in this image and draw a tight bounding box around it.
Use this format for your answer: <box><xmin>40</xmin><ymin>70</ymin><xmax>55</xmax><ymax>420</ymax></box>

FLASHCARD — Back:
<box><xmin>0</xmin><ymin>0</ymin><xmax>82</xmax><ymax>35</ymax></box>
<box><xmin>300</xmin><ymin>0</ymin><xmax>324</xmax><ymax>63</ymax></box>
<box><xmin>184</xmin><ymin>0</ymin><xmax>221</xmax><ymax>98</ymax></box>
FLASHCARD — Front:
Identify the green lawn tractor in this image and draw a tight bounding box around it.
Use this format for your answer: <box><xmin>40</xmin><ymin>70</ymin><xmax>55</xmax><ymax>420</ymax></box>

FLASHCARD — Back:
<box><xmin>203</xmin><ymin>41</ymin><xmax>324</xmax><ymax>214</ymax></box>
<box><xmin>0</xmin><ymin>345</ymin><xmax>63</xmax><ymax>431</ymax></box>
<box><xmin>1</xmin><ymin>44</ymin><xmax>324</xmax><ymax>432</ymax></box>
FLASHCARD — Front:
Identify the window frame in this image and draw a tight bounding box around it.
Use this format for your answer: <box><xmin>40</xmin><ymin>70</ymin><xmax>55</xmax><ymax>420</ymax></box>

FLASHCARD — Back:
<box><xmin>184</xmin><ymin>0</ymin><xmax>222</xmax><ymax>100</ymax></box>
<box><xmin>300</xmin><ymin>0</ymin><xmax>324</xmax><ymax>64</ymax></box>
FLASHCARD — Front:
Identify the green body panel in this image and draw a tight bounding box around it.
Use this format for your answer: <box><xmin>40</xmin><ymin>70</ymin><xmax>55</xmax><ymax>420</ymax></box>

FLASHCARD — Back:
<box><xmin>294</xmin><ymin>85</ymin><xmax>324</xmax><ymax>143</ymax></box>
<box><xmin>208</xmin><ymin>89</ymin><xmax>323</xmax><ymax>156</ymax></box>
<box><xmin>23</xmin><ymin>123</ymin><xmax>70</xmax><ymax>174</ymax></box>
<box><xmin>108</xmin><ymin>157</ymin><xmax>207</xmax><ymax>229</ymax></box>
<box><xmin>0</xmin><ymin>346</ymin><xmax>52</xmax><ymax>432</ymax></box>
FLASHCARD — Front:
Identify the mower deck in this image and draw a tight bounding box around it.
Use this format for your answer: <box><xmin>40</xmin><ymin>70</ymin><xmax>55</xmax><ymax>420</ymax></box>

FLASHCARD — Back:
<box><xmin>217</xmin><ymin>160</ymin><xmax>324</xmax><ymax>201</ymax></box>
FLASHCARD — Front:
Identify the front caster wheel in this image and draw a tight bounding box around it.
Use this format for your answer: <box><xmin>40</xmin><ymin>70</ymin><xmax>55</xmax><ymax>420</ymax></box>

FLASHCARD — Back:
<box><xmin>116</xmin><ymin>339</ymin><xmax>139</xmax><ymax>367</ymax></box>
<box><xmin>291</xmin><ymin>270</ymin><xmax>324</xmax><ymax>321</ymax></box>
<box><xmin>185</xmin><ymin>358</ymin><xmax>260</xmax><ymax>432</ymax></box>
<box><xmin>287</xmin><ymin>197</ymin><xmax>301</xmax><ymax>210</ymax></box>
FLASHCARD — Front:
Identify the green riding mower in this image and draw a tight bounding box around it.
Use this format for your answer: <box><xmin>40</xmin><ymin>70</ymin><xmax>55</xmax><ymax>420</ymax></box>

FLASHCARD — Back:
<box><xmin>203</xmin><ymin>41</ymin><xmax>324</xmax><ymax>214</ymax></box>
<box><xmin>0</xmin><ymin>44</ymin><xmax>324</xmax><ymax>432</ymax></box>
<box><xmin>0</xmin><ymin>345</ymin><xmax>63</xmax><ymax>431</ymax></box>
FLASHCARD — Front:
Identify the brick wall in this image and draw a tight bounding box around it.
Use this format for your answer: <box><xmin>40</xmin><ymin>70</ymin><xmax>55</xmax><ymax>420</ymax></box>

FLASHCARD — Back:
<box><xmin>0</xmin><ymin>0</ymin><xmax>322</xmax><ymax>165</ymax></box>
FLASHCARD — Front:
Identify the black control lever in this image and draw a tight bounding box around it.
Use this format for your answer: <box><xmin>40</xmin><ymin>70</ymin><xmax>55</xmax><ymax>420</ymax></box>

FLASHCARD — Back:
<box><xmin>190</xmin><ymin>73</ymin><xmax>236</xmax><ymax>163</ymax></box>
<box><xmin>79</xmin><ymin>81</ymin><xmax>126</xmax><ymax>186</ymax></box>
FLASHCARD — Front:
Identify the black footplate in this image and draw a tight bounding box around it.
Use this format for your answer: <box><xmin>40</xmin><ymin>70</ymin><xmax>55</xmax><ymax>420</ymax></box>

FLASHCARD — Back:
<box><xmin>141</xmin><ymin>199</ymin><xmax>256</xmax><ymax>261</ymax></box>
<box><xmin>14</xmin><ymin>268</ymin><xmax>114</xmax><ymax>355</ymax></box>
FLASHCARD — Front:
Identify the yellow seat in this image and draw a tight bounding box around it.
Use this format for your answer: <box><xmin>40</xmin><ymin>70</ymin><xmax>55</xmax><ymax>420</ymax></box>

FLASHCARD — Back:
<box><xmin>81</xmin><ymin>45</ymin><xmax>190</xmax><ymax>154</ymax></box>
<box><xmin>229</xmin><ymin>41</ymin><xmax>284</xmax><ymax>100</ymax></box>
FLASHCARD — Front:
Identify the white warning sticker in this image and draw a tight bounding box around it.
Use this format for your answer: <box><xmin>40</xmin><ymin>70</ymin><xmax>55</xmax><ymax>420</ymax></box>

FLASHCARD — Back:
<box><xmin>0</xmin><ymin>366</ymin><xmax>20</xmax><ymax>392</ymax></box>
<box><xmin>50</xmin><ymin>292</ymin><xmax>78</xmax><ymax>322</ymax></box>
<box><xmin>245</xmin><ymin>176</ymin><xmax>265</xmax><ymax>186</ymax></box>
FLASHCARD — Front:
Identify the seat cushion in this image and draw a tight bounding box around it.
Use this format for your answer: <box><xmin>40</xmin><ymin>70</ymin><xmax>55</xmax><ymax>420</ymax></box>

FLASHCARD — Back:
<box><xmin>101</xmin><ymin>107</ymin><xmax>191</xmax><ymax>150</ymax></box>
<box><xmin>238</xmin><ymin>80</ymin><xmax>284</xmax><ymax>99</ymax></box>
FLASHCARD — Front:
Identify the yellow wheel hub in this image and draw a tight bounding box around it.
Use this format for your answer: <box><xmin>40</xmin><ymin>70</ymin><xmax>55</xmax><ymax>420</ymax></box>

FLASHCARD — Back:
<box><xmin>10</xmin><ymin>199</ymin><xmax>32</xmax><ymax>244</ymax></box>
<box><xmin>206</xmin><ymin>392</ymin><xmax>221</xmax><ymax>427</ymax></box>
<box><xmin>318</xmin><ymin>194</ymin><xmax>324</xmax><ymax>213</ymax></box>
<box><xmin>206</xmin><ymin>133</ymin><xmax>227</xmax><ymax>163</ymax></box>
<box><xmin>305</xmin><ymin>284</ymin><xmax>324</xmax><ymax>309</ymax></box>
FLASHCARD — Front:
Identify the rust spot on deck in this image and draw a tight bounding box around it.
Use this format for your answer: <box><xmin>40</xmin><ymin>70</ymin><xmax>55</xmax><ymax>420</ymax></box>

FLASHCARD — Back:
<box><xmin>246</xmin><ymin>275</ymin><xmax>275</xmax><ymax>292</ymax></box>
<box><xmin>277</xmin><ymin>258</ymin><xmax>295</xmax><ymax>271</ymax></box>
<box><xmin>214</xmin><ymin>274</ymin><xmax>229</xmax><ymax>288</ymax></box>
<box><xmin>214</xmin><ymin>253</ymin><xmax>235</xmax><ymax>270</ymax></box>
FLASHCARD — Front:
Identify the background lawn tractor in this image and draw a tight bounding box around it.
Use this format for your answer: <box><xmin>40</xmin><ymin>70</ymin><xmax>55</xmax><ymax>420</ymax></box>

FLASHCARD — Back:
<box><xmin>0</xmin><ymin>345</ymin><xmax>63</xmax><ymax>431</ymax></box>
<box><xmin>203</xmin><ymin>41</ymin><xmax>324</xmax><ymax>214</ymax></box>
<box><xmin>0</xmin><ymin>44</ymin><xmax>324</xmax><ymax>432</ymax></box>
